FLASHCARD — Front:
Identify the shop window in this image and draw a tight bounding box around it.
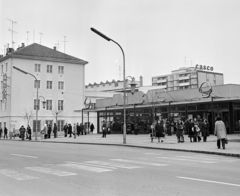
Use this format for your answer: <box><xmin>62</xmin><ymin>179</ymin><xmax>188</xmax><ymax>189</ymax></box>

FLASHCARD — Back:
<box><xmin>197</xmin><ymin>104</ymin><xmax>208</xmax><ymax>110</ymax></box>
<box><xmin>177</xmin><ymin>106</ymin><xmax>185</xmax><ymax>111</ymax></box>
<box><xmin>218</xmin><ymin>103</ymin><xmax>228</xmax><ymax>109</ymax></box>
<box><xmin>188</xmin><ymin>105</ymin><xmax>196</xmax><ymax>111</ymax></box>
<box><xmin>143</xmin><ymin>109</ymin><xmax>149</xmax><ymax>113</ymax></box>
<box><xmin>233</xmin><ymin>103</ymin><xmax>240</xmax><ymax>109</ymax></box>
<box><xmin>170</xmin><ymin>106</ymin><xmax>177</xmax><ymax>112</ymax></box>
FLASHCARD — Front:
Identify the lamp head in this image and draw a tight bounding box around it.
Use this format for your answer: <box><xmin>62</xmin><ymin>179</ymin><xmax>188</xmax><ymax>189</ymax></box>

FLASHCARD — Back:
<box><xmin>90</xmin><ymin>27</ymin><xmax>111</xmax><ymax>41</ymax></box>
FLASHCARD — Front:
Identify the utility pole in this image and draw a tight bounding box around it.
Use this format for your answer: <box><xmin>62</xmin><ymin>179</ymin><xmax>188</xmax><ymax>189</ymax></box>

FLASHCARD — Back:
<box><xmin>7</xmin><ymin>18</ymin><xmax>17</xmax><ymax>48</ymax></box>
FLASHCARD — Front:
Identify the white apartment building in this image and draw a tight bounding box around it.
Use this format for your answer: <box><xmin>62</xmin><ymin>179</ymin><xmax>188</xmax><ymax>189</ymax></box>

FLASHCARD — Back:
<box><xmin>152</xmin><ymin>66</ymin><xmax>224</xmax><ymax>91</ymax></box>
<box><xmin>0</xmin><ymin>43</ymin><xmax>88</xmax><ymax>133</ymax></box>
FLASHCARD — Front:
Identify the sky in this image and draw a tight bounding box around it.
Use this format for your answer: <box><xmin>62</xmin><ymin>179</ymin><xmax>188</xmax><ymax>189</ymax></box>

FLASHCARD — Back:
<box><xmin>1</xmin><ymin>0</ymin><xmax>240</xmax><ymax>86</ymax></box>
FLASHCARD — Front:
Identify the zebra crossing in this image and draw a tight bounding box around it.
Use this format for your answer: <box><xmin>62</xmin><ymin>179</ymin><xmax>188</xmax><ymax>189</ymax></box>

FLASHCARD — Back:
<box><xmin>0</xmin><ymin>158</ymin><xmax>166</xmax><ymax>181</ymax></box>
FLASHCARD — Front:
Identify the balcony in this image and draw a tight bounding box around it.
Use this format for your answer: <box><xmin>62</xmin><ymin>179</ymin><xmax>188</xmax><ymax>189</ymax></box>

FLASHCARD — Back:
<box><xmin>157</xmin><ymin>79</ymin><xmax>167</xmax><ymax>83</ymax></box>
<box><xmin>178</xmin><ymin>75</ymin><xmax>190</xmax><ymax>80</ymax></box>
<box><xmin>178</xmin><ymin>82</ymin><xmax>190</xmax><ymax>86</ymax></box>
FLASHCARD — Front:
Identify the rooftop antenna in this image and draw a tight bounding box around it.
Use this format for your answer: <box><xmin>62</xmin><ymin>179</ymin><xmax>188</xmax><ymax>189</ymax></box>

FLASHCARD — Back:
<box><xmin>39</xmin><ymin>33</ymin><xmax>43</xmax><ymax>44</ymax></box>
<box><xmin>61</xmin><ymin>36</ymin><xmax>68</xmax><ymax>53</ymax></box>
<box><xmin>7</xmin><ymin>18</ymin><xmax>17</xmax><ymax>48</ymax></box>
<box><xmin>26</xmin><ymin>31</ymin><xmax>29</xmax><ymax>45</ymax></box>
<box><xmin>54</xmin><ymin>41</ymin><xmax>60</xmax><ymax>50</ymax></box>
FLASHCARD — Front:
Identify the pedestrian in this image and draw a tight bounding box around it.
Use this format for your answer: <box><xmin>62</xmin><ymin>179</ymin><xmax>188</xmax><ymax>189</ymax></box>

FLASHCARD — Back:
<box><xmin>27</xmin><ymin>125</ymin><xmax>32</xmax><ymax>140</ymax></box>
<box><xmin>90</xmin><ymin>123</ymin><xmax>94</xmax><ymax>134</ymax></box>
<box><xmin>166</xmin><ymin>119</ymin><xmax>171</xmax><ymax>136</ymax></box>
<box><xmin>53</xmin><ymin>123</ymin><xmax>57</xmax><ymax>138</ymax></box>
<box><xmin>188</xmin><ymin>119</ymin><xmax>196</xmax><ymax>142</ymax></box>
<box><xmin>77</xmin><ymin>123</ymin><xmax>80</xmax><ymax>136</ymax></box>
<box><xmin>214</xmin><ymin>116</ymin><xmax>227</xmax><ymax>149</ymax></box>
<box><xmin>20</xmin><ymin>125</ymin><xmax>26</xmax><ymax>141</ymax></box>
<box><xmin>83</xmin><ymin>123</ymin><xmax>87</xmax><ymax>135</ymax></box>
<box><xmin>4</xmin><ymin>126</ymin><xmax>8</xmax><ymax>139</ymax></box>
<box><xmin>80</xmin><ymin>123</ymin><xmax>84</xmax><ymax>135</ymax></box>
<box><xmin>155</xmin><ymin>120</ymin><xmax>164</xmax><ymax>142</ymax></box>
<box><xmin>73</xmin><ymin>123</ymin><xmax>77</xmax><ymax>139</ymax></box>
<box><xmin>68</xmin><ymin>124</ymin><xmax>72</xmax><ymax>137</ymax></box>
<box><xmin>176</xmin><ymin>119</ymin><xmax>184</xmax><ymax>143</ymax></box>
<box><xmin>197</xmin><ymin>119</ymin><xmax>203</xmax><ymax>142</ymax></box>
<box><xmin>0</xmin><ymin>126</ymin><xmax>2</xmax><ymax>139</ymax></box>
<box><xmin>47</xmin><ymin>124</ymin><xmax>52</xmax><ymax>139</ymax></box>
<box><xmin>63</xmin><ymin>123</ymin><xmax>68</xmax><ymax>137</ymax></box>
<box><xmin>102</xmin><ymin>121</ymin><xmax>107</xmax><ymax>138</ymax></box>
<box><xmin>43</xmin><ymin>124</ymin><xmax>48</xmax><ymax>139</ymax></box>
<box><xmin>9</xmin><ymin>128</ymin><xmax>13</xmax><ymax>140</ymax></box>
<box><xmin>202</xmin><ymin>119</ymin><xmax>210</xmax><ymax>142</ymax></box>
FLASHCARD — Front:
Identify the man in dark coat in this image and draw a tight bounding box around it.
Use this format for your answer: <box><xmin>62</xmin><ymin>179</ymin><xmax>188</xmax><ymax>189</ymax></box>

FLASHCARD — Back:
<box><xmin>4</xmin><ymin>126</ymin><xmax>8</xmax><ymax>139</ymax></box>
<box><xmin>90</xmin><ymin>123</ymin><xmax>94</xmax><ymax>134</ymax></box>
<box><xmin>63</xmin><ymin>123</ymin><xmax>68</xmax><ymax>137</ymax></box>
<box><xmin>68</xmin><ymin>124</ymin><xmax>72</xmax><ymax>137</ymax></box>
<box><xmin>77</xmin><ymin>123</ymin><xmax>81</xmax><ymax>136</ymax></box>
<box><xmin>53</xmin><ymin>123</ymin><xmax>57</xmax><ymax>138</ymax></box>
<box><xmin>20</xmin><ymin>126</ymin><xmax>25</xmax><ymax>141</ymax></box>
<box><xmin>47</xmin><ymin>124</ymin><xmax>52</xmax><ymax>139</ymax></box>
<box><xmin>202</xmin><ymin>119</ymin><xmax>210</xmax><ymax>142</ymax></box>
<box><xmin>102</xmin><ymin>121</ymin><xmax>107</xmax><ymax>138</ymax></box>
<box><xmin>155</xmin><ymin>120</ymin><xmax>164</xmax><ymax>143</ymax></box>
<box><xmin>27</xmin><ymin>125</ymin><xmax>32</xmax><ymax>140</ymax></box>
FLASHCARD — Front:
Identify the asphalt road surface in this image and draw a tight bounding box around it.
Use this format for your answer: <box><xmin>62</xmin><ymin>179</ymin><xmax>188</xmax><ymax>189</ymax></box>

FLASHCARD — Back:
<box><xmin>0</xmin><ymin>140</ymin><xmax>240</xmax><ymax>196</ymax></box>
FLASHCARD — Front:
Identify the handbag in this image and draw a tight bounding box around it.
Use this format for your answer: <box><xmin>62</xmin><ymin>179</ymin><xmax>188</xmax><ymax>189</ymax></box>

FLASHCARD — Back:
<box><xmin>225</xmin><ymin>138</ymin><xmax>228</xmax><ymax>144</ymax></box>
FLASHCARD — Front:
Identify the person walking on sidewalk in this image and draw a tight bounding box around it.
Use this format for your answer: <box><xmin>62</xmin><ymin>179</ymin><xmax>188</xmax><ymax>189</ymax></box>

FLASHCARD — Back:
<box><xmin>63</xmin><ymin>123</ymin><xmax>68</xmax><ymax>137</ymax></box>
<box><xmin>202</xmin><ymin>119</ymin><xmax>210</xmax><ymax>142</ymax></box>
<box><xmin>47</xmin><ymin>124</ymin><xmax>52</xmax><ymax>139</ymax></box>
<box><xmin>90</xmin><ymin>123</ymin><xmax>94</xmax><ymax>134</ymax></box>
<box><xmin>214</xmin><ymin>116</ymin><xmax>227</xmax><ymax>149</ymax></box>
<box><xmin>102</xmin><ymin>121</ymin><xmax>107</xmax><ymax>138</ymax></box>
<box><xmin>68</xmin><ymin>124</ymin><xmax>72</xmax><ymax>137</ymax></box>
<box><xmin>27</xmin><ymin>125</ymin><xmax>32</xmax><ymax>140</ymax></box>
<box><xmin>188</xmin><ymin>119</ymin><xmax>196</xmax><ymax>142</ymax></box>
<box><xmin>73</xmin><ymin>123</ymin><xmax>77</xmax><ymax>139</ymax></box>
<box><xmin>156</xmin><ymin>120</ymin><xmax>164</xmax><ymax>143</ymax></box>
<box><xmin>4</xmin><ymin>126</ymin><xmax>8</xmax><ymax>139</ymax></box>
<box><xmin>176</xmin><ymin>119</ymin><xmax>184</xmax><ymax>143</ymax></box>
<box><xmin>53</xmin><ymin>123</ymin><xmax>57</xmax><ymax>138</ymax></box>
<box><xmin>77</xmin><ymin>123</ymin><xmax>80</xmax><ymax>136</ymax></box>
<box><xmin>20</xmin><ymin>126</ymin><xmax>26</xmax><ymax>141</ymax></box>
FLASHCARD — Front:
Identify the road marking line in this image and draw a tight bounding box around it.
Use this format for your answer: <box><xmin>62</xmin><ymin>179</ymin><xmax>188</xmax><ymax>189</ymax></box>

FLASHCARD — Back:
<box><xmin>60</xmin><ymin>163</ymin><xmax>112</xmax><ymax>173</ymax></box>
<box><xmin>194</xmin><ymin>155</ymin><xmax>239</xmax><ymax>161</ymax></box>
<box><xmin>85</xmin><ymin>160</ymin><xmax>142</xmax><ymax>169</ymax></box>
<box><xmin>110</xmin><ymin>159</ymin><xmax>167</xmax><ymax>166</ymax></box>
<box><xmin>25</xmin><ymin>166</ymin><xmax>77</xmax><ymax>176</ymax></box>
<box><xmin>65</xmin><ymin>161</ymin><xmax>117</xmax><ymax>169</ymax></box>
<box><xmin>176</xmin><ymin>156</ymin><xmax>236</xmax><ymax>162</ymax></box>
<box><xmin>156</xmin><ymin>157</ymin><xmax>216</xmax><ymax>163</ymax></box>
<box><xmin>177</xmin><ymin>176</ymin><xmax>240</xmax><ymax>187</ymax></box>
<box><xmin>0</xmin><ymin>169</ymin><xmax>39</xmax><ymax>180</ymax></box>
<box><xmin>11</xmin><ymin>154</ymin><xmax>37</xmax><ymax>158</ymax></box>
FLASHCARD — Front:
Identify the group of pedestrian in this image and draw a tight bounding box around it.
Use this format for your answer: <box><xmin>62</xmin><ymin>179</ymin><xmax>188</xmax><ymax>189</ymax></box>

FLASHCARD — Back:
<box><xmin>18</xmin><ymin>125</ymin><xmax>32</xmax><ymax>140</ymax></box>
<box><xmin>42</xmin><ymin>123</ymin><xmax>58</xmax><ymax>139</ymax></box>
<box><xmin>0</xmin><ymin>126</ymin><xmax>8</xmax><ymax>139</ymax></box>
<box><xmin>63</xmin><ymin>123</ymin><xmax>95</xmax><ymax>139</ymax></box>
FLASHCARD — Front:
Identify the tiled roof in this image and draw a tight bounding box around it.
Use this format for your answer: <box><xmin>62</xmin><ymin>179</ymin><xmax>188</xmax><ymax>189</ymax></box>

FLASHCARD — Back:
<box><xmin>3</xmin><ymin>43</ymin><xmax>88</xmax><ymax>65</ymax></box>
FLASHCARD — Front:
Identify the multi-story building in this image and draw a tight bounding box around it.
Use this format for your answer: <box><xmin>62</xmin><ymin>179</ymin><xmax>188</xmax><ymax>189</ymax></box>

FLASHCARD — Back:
<box><xmin>0</xmin><ymin>43</ymin><xmax>88</xmax><ymax>134</ymax></box>
<box><xmin>152</xmin><ymin>66</ymin><xmax>224</xmax><ymax>91</ymax></box>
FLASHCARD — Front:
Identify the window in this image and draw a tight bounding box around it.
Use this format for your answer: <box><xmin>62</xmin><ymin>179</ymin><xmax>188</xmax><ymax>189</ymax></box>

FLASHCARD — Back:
<box><xmin>46</xmin><ymin>100</ymin><xmax>52</xmax><ymax>110</ymax></box>
<box><xmin>57</xmin><ymin>120</ymin><xmax>64</xmax><ymax>132</ymax></box>
<box><xmin>34</xmin><ymin>99</ymin><xmax>40</xmax><ymax>110</ymax></box>
<box><xmin>35</xmin><ymin>64</ymin><xmax>41</xmax><ymax>72</ymax></box>
<box><xmin>46</xmin><ymin>81</ymin><xmax>52</xmax><ymax>89</ymax></box>
<box><xmin>58</xmin><ymin>100</ymin><xmax>64</xmax><ymax>110</ymax></box>
<box><xmin>47</xmin><ymin>65</ymin><xmax>52</xmax><ymax>73</ymax></box>
<box><xmin>58</xmin><ymin>81</ymin><xmax>64</xmax><ymax>90</ymax></box>
<box><xmin>33</xmin><ymin>120</ymin><xmax>41</xmax><ymax>132</ymax></box>
<box><xmin>58</xmin><ymin>66</ymin><xmax>64</xmax><ymax>74</ymax></box>
<box><xmin>34</xmin><ymin>80</ymin><xmax>40</xmax><ymax>88</ymax></box>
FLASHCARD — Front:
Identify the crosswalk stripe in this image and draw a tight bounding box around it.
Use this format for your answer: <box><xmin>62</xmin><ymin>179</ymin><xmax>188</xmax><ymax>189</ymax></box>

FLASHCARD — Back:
<box><xmin>60</xmin><ymin>163</ymin><xmax>112</xmax><ymax>173</ymax></box>
<box><xmin>175</xmin><ymin>156</ymin><xmax>237</xmax><ymax>162</ymax></box>
<box><xmin>155</xmin><ymin>157</ymin><xmax>216</xmax><ymax>163</ymax></box>
<box><xmin>0</xmin><ymin>169</ymin><xmax>38</xmax><ymax>180</ymax></box>
<box><xmin>65</xmin><ymin>161</ymin><xmax>117</xmax><ymax>169</ymax></box>
<box><xmin>110</xmin><ymin>159</ymin><xmax>168</xmax><ymax>166</ymax></box>
<box><xmin>25</xmin><ymin>166</ymin><xmax>77</xmax><ymax>176</ymax></box>
<box><xmin>85</xmin><ymin>160</ymin><xmax>142</xmax><ymax>169</ymax></box>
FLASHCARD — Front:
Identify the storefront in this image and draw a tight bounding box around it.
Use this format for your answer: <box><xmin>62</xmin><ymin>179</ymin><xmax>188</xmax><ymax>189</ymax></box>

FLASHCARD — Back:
<box><xmin>94</xmin><ymin>84</ymin><xmax>240</xmax><ymax>134</ymax></box>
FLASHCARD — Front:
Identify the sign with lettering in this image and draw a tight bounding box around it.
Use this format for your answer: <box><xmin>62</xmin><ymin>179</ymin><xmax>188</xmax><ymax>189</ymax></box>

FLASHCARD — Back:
<box><xmin>2</xmin><ymin>73</ymin><xmax>8</xmax><ymax>103</ymax></box>
<box><xmin>195</xmin><ymin>64</ymin><xmax>213</xmax><ymax>71</ymax></box>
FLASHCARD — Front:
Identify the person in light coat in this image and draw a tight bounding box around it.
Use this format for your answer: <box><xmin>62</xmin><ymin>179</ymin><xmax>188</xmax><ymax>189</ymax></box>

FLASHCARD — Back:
<box><xmin>214</xmin><ymin>116</ymin><xmax>227</xmax><ymax>149</ymax></box>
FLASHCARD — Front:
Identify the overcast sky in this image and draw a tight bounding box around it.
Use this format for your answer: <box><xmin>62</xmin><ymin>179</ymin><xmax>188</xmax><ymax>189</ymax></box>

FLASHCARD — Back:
<box><xmin>1</xmin><ymin>0</ymin><xmax>240</xmax><ymax>86</ymax></box>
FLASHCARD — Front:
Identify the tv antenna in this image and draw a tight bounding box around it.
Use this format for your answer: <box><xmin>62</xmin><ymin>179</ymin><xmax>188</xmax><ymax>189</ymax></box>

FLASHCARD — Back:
<box><xmin>61</xmin><ymin>36</ymin><xmax>68</xmax><ymax>53</ymax></box>
<box><xmin>7</xmin><ymin>18</ymin><xmax>17</xmax><ymax>48</ymax></box>
<box><xmin>39</xmin><ymin>33</ymin><xmax>43</xmax><ymax>44</ymax></box>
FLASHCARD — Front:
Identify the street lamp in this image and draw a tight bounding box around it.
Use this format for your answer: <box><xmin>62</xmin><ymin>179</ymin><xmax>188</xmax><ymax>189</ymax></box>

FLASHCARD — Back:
<box><xmin>13</xmin><ymin>66</ymin><xmax>39</xmax><ymax>140</ymax></box>
<box><xmin>91</xmin><ymin>27</ymin><xmax>130</xmax><ymax>144</ymax></box>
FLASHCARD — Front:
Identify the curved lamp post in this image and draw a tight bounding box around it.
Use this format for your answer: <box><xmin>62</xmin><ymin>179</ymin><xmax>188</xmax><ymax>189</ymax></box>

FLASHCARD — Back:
<box><xmin>91</xmin><ymin>28</ymin><xmax>137</xmax><ymax>144</ymax></box>
<box><xmin>13</xmin><ymin>66</ymin><xmax>39</xmax><ymax>140</ymax></box>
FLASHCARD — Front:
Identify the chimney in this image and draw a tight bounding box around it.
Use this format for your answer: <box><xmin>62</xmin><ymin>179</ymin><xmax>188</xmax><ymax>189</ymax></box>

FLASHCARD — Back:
<box><xmin>53</xmin><ymin>46</ymin><xmax>56</xmax><ymax>50</ymax></box>
<box><xmin>22</xmin><ymin>43</ymin><xmax>25</xmax><ymax>47</ymax></box>
<box><xmin>139</xmin><ymin>76</ymin><xmax>143</xmax><ymax>87</ymax></box>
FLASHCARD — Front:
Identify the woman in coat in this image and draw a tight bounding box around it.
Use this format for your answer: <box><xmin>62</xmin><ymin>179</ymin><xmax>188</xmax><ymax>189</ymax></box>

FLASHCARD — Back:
<box><xmin>176</xmin><ymin>120</ymin><xmax>184</xmax><ymax>143</ymax></box>
<box><xmin>155</xmin><ymin>120</ymin><xmax>164</xmax><ymax>143</ymax></box>
<box><xmin>214</xmin><ymin>116</ymin><xmax>227</xmax><ymax>149</ymax></box>
<box><xmin>202</xmin><ymin>119</ymin><xmax>210</xmax><ymax>142</ymax></box>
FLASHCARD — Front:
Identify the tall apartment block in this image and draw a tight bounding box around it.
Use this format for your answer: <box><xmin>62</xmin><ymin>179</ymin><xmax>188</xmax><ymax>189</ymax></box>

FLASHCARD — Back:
<box><xmin>152</xmin><ymin>66</ymin><xmax>224</xmax><ymax>91</ymax></box>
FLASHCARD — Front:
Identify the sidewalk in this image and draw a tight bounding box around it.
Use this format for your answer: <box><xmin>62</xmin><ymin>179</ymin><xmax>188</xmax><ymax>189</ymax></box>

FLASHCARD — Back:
<box><xmin>13</xmin><ymin>133</ymin><xmax>240</xmax><ymax>158</ymax></box>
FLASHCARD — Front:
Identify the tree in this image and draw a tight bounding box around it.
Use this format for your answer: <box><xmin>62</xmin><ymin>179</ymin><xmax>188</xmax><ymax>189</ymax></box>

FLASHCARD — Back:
<box><xmin>20</xmin><ymin>108</ymin><xmax>34</xmax><ymax>126</ymax></box>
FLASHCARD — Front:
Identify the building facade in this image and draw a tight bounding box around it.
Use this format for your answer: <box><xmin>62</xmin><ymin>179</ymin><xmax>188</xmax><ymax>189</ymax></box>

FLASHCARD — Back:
<box><xmin>152</xmin><ymin>66</ymin><xmax>224</xmax><ymax>91</ymax></box>
<box><xmin>0</xmin><ymin>43</ymin><xmax>88</xmax><ymax>134</ymax></box>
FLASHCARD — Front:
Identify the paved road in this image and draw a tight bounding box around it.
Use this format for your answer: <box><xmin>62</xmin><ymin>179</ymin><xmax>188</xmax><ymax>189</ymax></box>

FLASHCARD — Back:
<box><xmin>0</xmin><ymin>141</ymin><xmax>240</xmax><ymax>196</ymax></box>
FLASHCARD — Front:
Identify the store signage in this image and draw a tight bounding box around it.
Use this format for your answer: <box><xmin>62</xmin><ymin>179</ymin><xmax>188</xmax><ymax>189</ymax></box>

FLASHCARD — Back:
<box><xmin>84</xmin><ymin>97</ymin><xmax>91</xmax><ymax>109</ymax></box>
<box><xmin>195</xmin><ymin>64</ymin><xmax>213</xmax><ymax>71</ymax></box>
<box><xmin>2</xmin><ymin>73</ymin><xmax>8</xmax><ymax>103</ymax></box>
<box><xmin>199</xmin><ymin>82</ymin><xmax>212</xmax><ymax>98</ymax></box>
